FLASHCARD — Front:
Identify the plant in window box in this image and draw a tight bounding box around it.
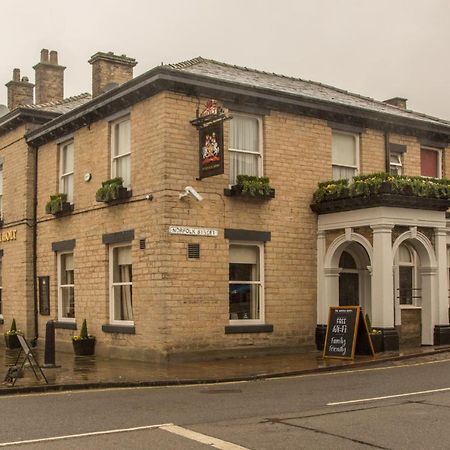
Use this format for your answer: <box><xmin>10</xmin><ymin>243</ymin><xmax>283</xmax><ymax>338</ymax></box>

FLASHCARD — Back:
<box><xmin>95</xmin><ymin>177</ymin><xmax>131</xmax><ymax>203</ymax></box>
<box><xmin>365</xmin><ymin>313</ymin><xmax>383</xmax><ymax>353</ymax></box>
<box><xmin>226</xmin><ymin>175</ymin><xmax>275</xmax><ymax>199</ymax></box>
<box><xmin>45</xmin><ymin>193</ymin><xmax>72</xmax><ymax>215</ymax></box>
<box><xmin>72</xmin><ymin>319</ymin><xmax>96</xmax><ymax>356</ymax></box>
<box><xmin>4</xmin><ymin>318</ymin><xmax>23</xmax><ymax>349</ymax></box>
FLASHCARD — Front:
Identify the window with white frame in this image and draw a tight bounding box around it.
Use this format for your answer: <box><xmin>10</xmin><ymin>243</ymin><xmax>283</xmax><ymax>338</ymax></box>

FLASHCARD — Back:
<box><xmin>397</xmin><ymin>244</ymin><xmax>421</xmax><ymax>307</ymax></box>
<box><xmin>110</xmin><ymin>244</ymin><xmax>133</xmax><ymax>324</ymax></box>
<box><xmin>58</xmin><ymin>252</ymin><xmax>75</xmax><ymax>320</ymax></box>
<box><xmin>421</xmin><ymin>147</ymin><xmax>442</xmax><ymax>178</ymax></box>
<box><xmin>111</xmin><ymin>116</ymin><xmax>131</xmax><ymax>188</ymax></box>
<box><xmin>389</xmin><ymin>152</ymin><xmax>403</xmax><ymax>175</ymax></box>
<box><xmin>229</xmin><ymin>243</ymin><xmax>264</xmax><ymax>323</ymax></box>
<box><xmin>59</xmin><ymin>141</ymin><xmax>74</xmax><ymax>203</ymax></box>
<box><xmin>332</xmin><ymin>131</ymin><xmax>359</xmax><ymax>180</ymax></box>
<box><xmin>229</xmin><ymin>115</ymin><xmax>262</xmax><ymax>185</ymax></box>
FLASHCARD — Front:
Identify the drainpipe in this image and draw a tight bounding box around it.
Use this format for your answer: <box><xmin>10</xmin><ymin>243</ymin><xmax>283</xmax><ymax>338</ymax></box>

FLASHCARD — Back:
<box><xmin>384</xmin><ymin>131</ymin><xmax>390</xmax><ymax>173</ymax></box>
<box><xmin>30</xmin><ymin>143</ymin><xmax>39</xmax><ymax>346</ymax></box>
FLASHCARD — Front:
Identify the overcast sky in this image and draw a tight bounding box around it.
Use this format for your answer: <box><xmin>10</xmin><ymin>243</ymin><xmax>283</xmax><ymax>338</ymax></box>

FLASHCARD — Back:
<box><xmin>1</xmin><ymin>0</ymin><xmax>449</xmax><ymax>120</ymax></box>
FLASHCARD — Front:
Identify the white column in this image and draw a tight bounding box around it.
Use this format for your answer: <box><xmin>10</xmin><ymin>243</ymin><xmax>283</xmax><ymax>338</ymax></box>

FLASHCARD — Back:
<box><xmin>316</xmin><ymin>231</ymin><xmax>327</xmax><ymax>324</ymax></box>
<box><xmin>420</xmin><ymin>267</ymin><xmax>438</xmax><ymax>345</ymax></box>
<box><xmin>435</xmin><ymin>228</ymin><xmax>449</xmax><ymax>325</ymax></box>
<box><xmin>324</xmin><ymin>267</ymin><xmax>341</xmax><ymax>312</ymax></box>
<box><xmin>370</xmin><ymin>224</ymin><xmax>394</xmax><ymax>328</ymax></box>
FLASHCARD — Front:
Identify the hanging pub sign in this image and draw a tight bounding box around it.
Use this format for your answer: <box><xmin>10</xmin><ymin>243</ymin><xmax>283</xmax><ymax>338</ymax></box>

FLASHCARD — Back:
<box><xmin>190</xmin><ymin>99</ymin><xmax>230</xmax><ymax>179</ymax></box>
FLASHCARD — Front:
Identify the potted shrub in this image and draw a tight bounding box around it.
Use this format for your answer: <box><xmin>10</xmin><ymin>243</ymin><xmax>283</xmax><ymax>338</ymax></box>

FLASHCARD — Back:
<box><xmin>95</xmin><ymin>177</ymin><xmax>131</xmax><ymax>203</ymax></box>
<box><xmin>365</xmin><ymin>314</ymin><xmax>383</xmax><ymax>353</ymax></box>
<box><xmin>225</xmin><ymin>175</ymin><xmax>275</xmax><ymax>199</ymax></box>
<box><xmin>45</xmin><ymin>193</ymin><xmax>72</xmax><ymax>215</ymax></box>
<box><xmin>72</xmin><ymin>319</ymin><xmax>96</xmax><ymax>356</ymax></box>
<box><xmin>4</xmin><ymin>319</ymin><xmax>23</xmax><ymax>349</ymax></box>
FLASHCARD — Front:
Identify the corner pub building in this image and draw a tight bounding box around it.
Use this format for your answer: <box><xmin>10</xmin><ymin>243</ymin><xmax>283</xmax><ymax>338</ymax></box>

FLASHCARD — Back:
<box><xmin>0</xmin><ymin>49</ymin><xmax>449</xmax><ymax>361</ymax></box>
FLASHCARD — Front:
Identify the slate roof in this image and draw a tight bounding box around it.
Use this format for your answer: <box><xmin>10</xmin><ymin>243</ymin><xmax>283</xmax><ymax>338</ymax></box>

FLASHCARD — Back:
<box><xmin>167</xmin><ymin>57</ymin><xmax>450</xmax><ymax>128</ymax></box>
<box><xmin>21</xmin><ymin>93</ymin><xmax>91</xmax><ymax>114</ymax></box>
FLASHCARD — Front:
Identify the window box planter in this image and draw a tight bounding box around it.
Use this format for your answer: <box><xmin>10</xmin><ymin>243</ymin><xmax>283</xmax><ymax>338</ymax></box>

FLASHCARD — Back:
<box><xmin>224</xmin><ymin>175</ymin><xmax>275</xmax><ymax>200</ymax></box>
<box><xmin>311</xmin><ymin>173</ymin><xmax>450</xmax><ymax>214</ymax></box>
<box><xmin>45</xmin><ymin>193</ymin><xmax>73</xmax><ymax>216</ymax></box>
<box><xmin>96</xmin><ymin>177</ymin><xmax>131</xmax><ymax>203</ymax></box>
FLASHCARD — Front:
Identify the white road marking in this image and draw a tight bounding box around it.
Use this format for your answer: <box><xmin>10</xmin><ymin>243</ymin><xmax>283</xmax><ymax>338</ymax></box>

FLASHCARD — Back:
<box><xmin>160</xmin><ymin>424</ymin><xmax>250</xmax><ymax>450</ymax></box>
<box><xmin>0</xmin><ymin>423</ymin><xmax>173</xmax><ymax>447</ymax></box>
<box><xmin>327</xmin><ymin>386</ymin><xmax>450</xmax><ymax>406</ymax></box>
<box><xmin>277</xmin><ymin>357</ymin><xmax>450</xmax><ymax>381</ymax></box>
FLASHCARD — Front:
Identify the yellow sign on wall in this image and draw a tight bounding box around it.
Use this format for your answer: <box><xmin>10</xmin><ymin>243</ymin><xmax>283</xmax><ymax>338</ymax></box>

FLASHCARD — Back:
<box><xmin>0</xmin><ymin>230</ymin><xmax>17</xmax><ymax>242</ymax></box>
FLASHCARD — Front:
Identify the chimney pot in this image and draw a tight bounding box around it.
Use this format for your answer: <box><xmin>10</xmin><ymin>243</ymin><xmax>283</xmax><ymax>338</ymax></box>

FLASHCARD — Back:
<box><xmin>40</xmin><ymin>49</ymin><xmax>49</xmax><ymax>63</ymax></box>
<box><xmin>88</xmin><ymin>51</ymin><xmax>137</xmax><ymax>97</ymax></box>
<box><xmin>383</xmin><ymin>97</ymin><xmax>407</xmax><ymax>109</ymax></box>
<box><xmin>49</xmin><ymin>50</ymin><xmax>58</xmax><ymax>64</ymax></box>
<box><xmin>13</xmin><ymin>68</ymin><xmax>20</xmax><ymax>82</ymax></box>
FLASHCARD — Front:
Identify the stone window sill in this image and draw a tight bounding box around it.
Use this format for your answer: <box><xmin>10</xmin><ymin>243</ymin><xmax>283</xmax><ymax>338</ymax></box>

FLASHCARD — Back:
<box><xmin>225</xmin><ymin>324</ymin><xmax>274</xmax><ymax>334</ymax></box>
<box><xmin>102</xmin><ymin>324</ymin><xmax>136</xmax><ymax>334</ymax></box>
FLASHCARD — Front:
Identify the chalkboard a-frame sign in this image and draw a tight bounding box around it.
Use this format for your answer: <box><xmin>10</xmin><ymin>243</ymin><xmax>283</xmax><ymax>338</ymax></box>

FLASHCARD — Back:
<box><xmin>323</xmin><ymin>306</ymin><xmax>374</xmax><ymax>360</ymax></box>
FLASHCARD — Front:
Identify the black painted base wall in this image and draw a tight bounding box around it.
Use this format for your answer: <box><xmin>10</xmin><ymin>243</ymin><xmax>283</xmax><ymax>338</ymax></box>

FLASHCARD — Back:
<box><xmin>315</xmin><ymin>325</ymin><xmax>327</xmax><ymax>351</ymax></box>
<box><xmin>434</xmin><ymin>325</ymin><xmax>450</xmax><ymax>346</ymax></box>
<box><xmin>379</xmin><ymin>327</ymin><xmax>399</xmax><ymax>351</ymax></box>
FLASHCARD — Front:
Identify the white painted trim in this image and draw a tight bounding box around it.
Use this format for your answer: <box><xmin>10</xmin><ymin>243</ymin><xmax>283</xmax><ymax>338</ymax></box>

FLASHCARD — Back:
<box><xmin>324</xmin><ymin>232</ymin><xmax>373</xmax><ymax>269</ymax></box>
<box><xmin>109</xmin><ymin>242</ymin><xmax>134</xmax><ymax>326</ymax></box>
<box><xmin>228</xmin><ymin>113</ymin><xmax>263</xmax><ymax>184</ymax></box>
<box><xmin>318</xmin><ymin>206</ymin><xmax>446</xmax><ymax>231</ymax></box>
<box><xmin>57</xmin><ymin>251</ymin><xmax>75</xmax><ymax>323</ymax></box>
<box><xmin>228</xmin><ymin>240</ymin><xmax>265</xmax><ymax>324</ymax></box>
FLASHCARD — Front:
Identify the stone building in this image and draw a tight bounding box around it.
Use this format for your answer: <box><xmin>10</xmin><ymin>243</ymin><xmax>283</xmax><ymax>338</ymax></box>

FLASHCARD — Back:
<box><xmin>1</xmin><ymin>50</ymin><xmax>449</xmax><ymax>360</ymax></box>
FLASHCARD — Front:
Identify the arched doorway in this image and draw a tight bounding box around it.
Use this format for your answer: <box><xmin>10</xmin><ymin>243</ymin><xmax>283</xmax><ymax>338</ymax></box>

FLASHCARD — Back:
<box><xmin>393</xmin><ymin>231</ymin><xmax>437</xmax><ymax>345</ymax></box>
<box><xmin>339</xmin><ymin>251</ymin><xmax>359</xmax><ymax>306</ymax></box>
<box><xmin>336</xmin><ymin>242</ymin><xmax>372</xmax><ymax>316</ymax></box>
<box><xmin>394</xmin><ymin>243</ymin><xmax>421</xmax><ymax>345</ymax></box>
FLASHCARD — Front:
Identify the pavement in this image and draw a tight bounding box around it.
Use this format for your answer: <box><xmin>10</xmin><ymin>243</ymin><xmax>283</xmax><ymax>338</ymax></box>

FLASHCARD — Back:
<box><xmin>1</xmin><ymin>343</ymin><xmax>450</xmax><ymax>395</ymax></box>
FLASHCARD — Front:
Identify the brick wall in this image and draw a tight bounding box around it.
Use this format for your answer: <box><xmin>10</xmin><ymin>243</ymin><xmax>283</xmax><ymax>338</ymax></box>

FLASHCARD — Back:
<box><xmin>0</xmin><ymin>124</ymin><xmax>35</xmax><ymax>338</ymax></box>
<box><xmin>33</xmin><ymin>89</ymin><xmax>450</xmax><ymax>360</ymax></box>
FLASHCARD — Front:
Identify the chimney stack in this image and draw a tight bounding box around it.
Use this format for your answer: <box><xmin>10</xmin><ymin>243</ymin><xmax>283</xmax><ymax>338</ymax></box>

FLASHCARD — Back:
<box><xmin>383</xmin><ymin>97</ymin><xmax>407</xmax><ymax>109</ymax></box>
<box><xmin>5</xmin><ymin>68</ymin><xmax>34</xmax><ymax>110</ymax></box>
<box><xmin>33</xmin><ymin>48</ymin><xmax>66</xmax><ymax>104</ymax></box>
<box><xmin>88</xmin><ymin>52</ymin><xmax>137</xmax><ymax>97</ymax></box>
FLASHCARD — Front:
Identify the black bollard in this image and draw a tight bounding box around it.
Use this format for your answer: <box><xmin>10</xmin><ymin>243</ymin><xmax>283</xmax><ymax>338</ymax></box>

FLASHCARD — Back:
<box><xmin>43</xmin><ymin>320</ymin><xmax>60</xmax><ymax>368</ymax></box>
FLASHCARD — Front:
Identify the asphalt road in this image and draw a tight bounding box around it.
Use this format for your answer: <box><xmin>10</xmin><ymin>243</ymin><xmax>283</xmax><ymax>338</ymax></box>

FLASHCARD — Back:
<box><xmin>1</xmin><ymin>353</ymin><xmax>450</xmax><ymax>449</ymax></box>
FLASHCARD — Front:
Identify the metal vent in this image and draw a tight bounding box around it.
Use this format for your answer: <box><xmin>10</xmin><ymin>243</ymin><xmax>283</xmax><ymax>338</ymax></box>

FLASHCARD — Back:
<box><xmin>188</xmin><ymin>243</ymin><xmax>200</xmax><ymax>259</ymax></box>
<box><xmin>139</xmin><ymin>239</ymin><xmax>146</xmax><ymax>250</ymax></box>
